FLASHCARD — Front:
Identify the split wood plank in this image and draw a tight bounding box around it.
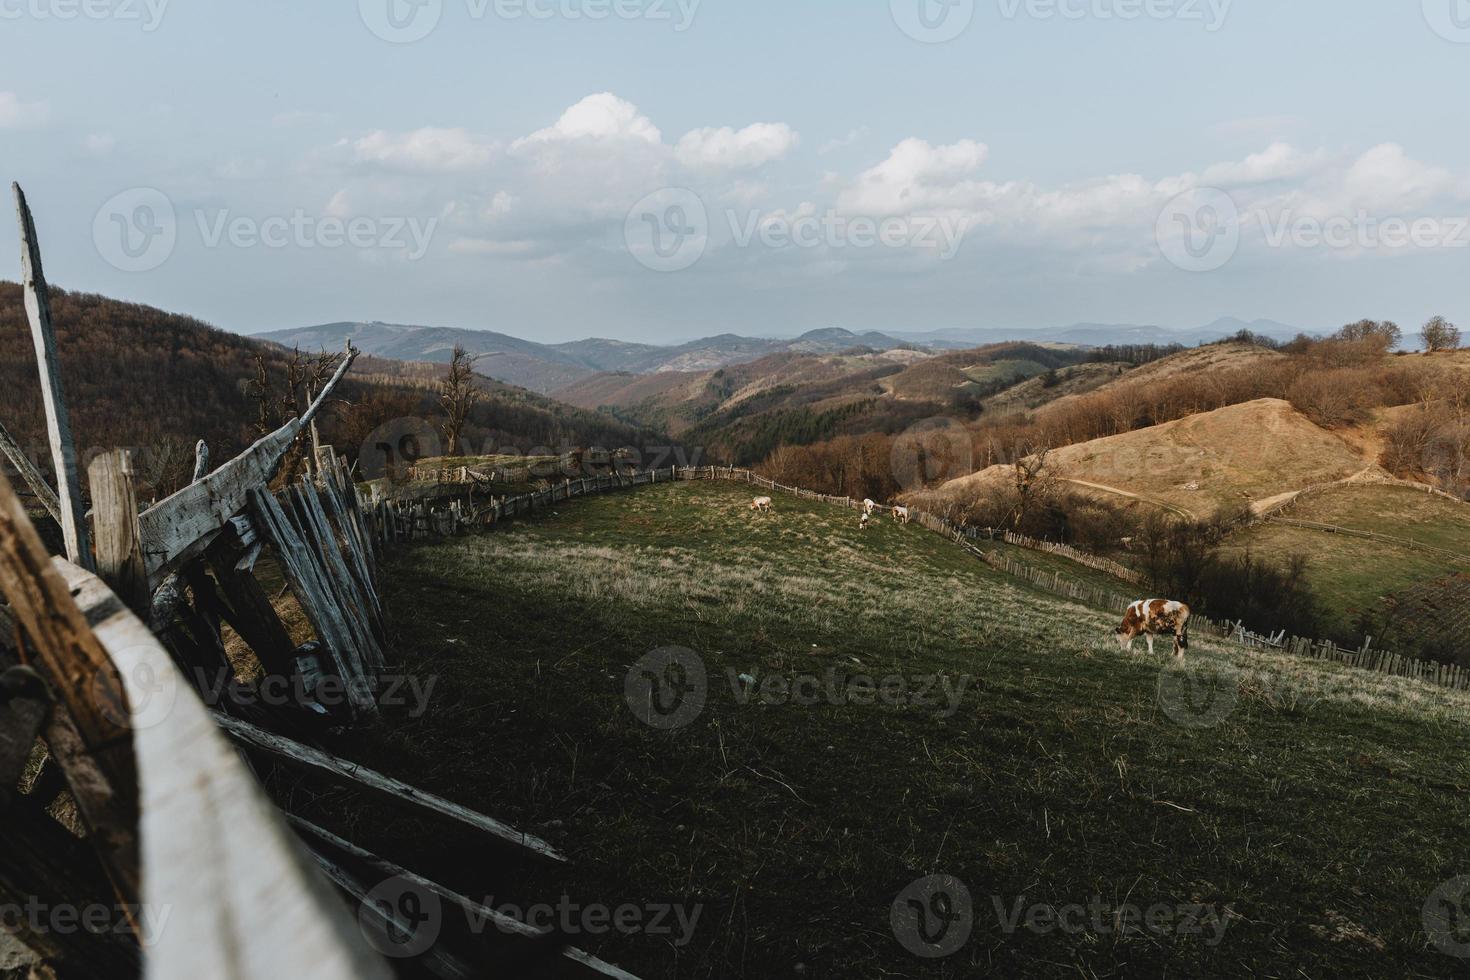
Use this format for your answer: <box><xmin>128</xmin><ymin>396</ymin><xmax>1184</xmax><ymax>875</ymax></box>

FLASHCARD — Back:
<box><xmin>13</xmin><ymin>183</ymin><xmax>91</xmax><ymax>570</ymax></box>
<box><xmin>248</xmin><ymin>488</ymin><xmax>374</xmax><ymax>712</ymax></box>
<box><xmin>207</xmin><ymin>549</ymin><xmax>299</xmax><ymax>677</ymax></box>
<box><xmin>52</xmin><ymin>558</ymin><xmax>395</xmax><ymax>980</ymax></box>
<box><xmin>211</xmin><ymin>711</ymin><xmax>568</xmax><ymax>863</ymax></box>
<box><xmin>138</xmin><ymin>347</ymin><xmax>357</xmax><ymax>590</ymax></box>
<box><xmin>0</xmin><ymin>467</ymin><xmax>139</xmax><ymax>901</ymax></box>
<box><xmin>292</xmin><ymin>479</ymin><xmax>383</xmax><ymax>669</ymax></box>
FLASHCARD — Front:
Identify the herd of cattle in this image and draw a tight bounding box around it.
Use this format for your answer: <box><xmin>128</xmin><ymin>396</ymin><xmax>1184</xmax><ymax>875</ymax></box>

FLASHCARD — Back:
<box><xmin>748</xmin><ymin>495</ymin><xmax>1193</xmax><ymax>659</ymax></box>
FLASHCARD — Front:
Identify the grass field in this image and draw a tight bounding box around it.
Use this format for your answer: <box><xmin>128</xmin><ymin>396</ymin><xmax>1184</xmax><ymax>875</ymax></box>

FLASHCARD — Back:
<box><xmin>305</xmin><ymin>481</ymin><xmax>1470</xmax><ymax>978</ymax></box>
<box><xmin>1225</xmin><ymin>484</ymin><xmax>1470</xmax><ymax>640</ymax></box>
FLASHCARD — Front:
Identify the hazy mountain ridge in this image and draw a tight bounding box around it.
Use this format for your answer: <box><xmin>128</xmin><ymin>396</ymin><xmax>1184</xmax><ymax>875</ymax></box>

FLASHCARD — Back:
<box><xmin>255</xmin><ymin>318</ymin><xmax>1306</xmax><ymax>393</ymax></box>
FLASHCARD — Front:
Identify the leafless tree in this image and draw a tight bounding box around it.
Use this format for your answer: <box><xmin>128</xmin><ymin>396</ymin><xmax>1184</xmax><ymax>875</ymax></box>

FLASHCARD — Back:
<box><xmin>1421</xmin><ymin>316</ymin><xmax>1462</xmax><ymax>353</ymax></box>
<box><xmin>440</xmin><ymin>345</ymin><xmax>482</xmax><ymax>457</ymax></box>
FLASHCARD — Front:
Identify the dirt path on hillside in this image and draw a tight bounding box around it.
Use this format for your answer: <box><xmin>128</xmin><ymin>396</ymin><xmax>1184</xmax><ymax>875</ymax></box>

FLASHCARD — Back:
<box><xmin>1059</xmin><ymin>479</ymin><xmax>1198</xmax><ymax>519</ymax></box>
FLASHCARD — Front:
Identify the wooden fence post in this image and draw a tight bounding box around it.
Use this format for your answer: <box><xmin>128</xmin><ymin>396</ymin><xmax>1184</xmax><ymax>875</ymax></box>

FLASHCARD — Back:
<box><xmin>87</xmin><ymin>450</ymin><xmax>148</xmax><ymax>616</ymax></box>
<box><xmin>13</xmin><ymin>183</ymin><xmax>92</xmax><ymax>570</ymax></box>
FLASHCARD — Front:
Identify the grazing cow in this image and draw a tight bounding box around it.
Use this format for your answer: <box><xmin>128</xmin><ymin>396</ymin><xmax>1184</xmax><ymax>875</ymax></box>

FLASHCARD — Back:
<box><xmin>1116</xmin><ymin>599</ymin><xmax>1191</xmax><ymax>659</ymax></box>
<box><xmin>892</xmin><ymin>505</ymin><xmax>911</xmax><ymax>525</ymax></box>
<box><xmin>750</xmin><ymin>496</ymin><xmax>773</xmax><ymax>513</ymax></box>
<box><xmin>859</xmin><ymin>512</ymin><xmax>874</xmax><ymax>530</ymax></box>
<box><xmin>862</xmin><ymin>498</ymin><xmax>877</xmax><ymax>517</ymax></box>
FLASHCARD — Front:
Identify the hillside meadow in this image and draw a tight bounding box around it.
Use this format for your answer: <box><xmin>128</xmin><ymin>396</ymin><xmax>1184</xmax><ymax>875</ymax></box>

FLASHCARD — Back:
<box><xmin>297</xmin><ymin>481</ymin><xmax>1470</xmax><ymax>978</ymax></box>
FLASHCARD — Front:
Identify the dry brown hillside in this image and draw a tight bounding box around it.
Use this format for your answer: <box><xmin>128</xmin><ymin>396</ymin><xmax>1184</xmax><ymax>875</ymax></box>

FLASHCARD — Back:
<box><xmin>924</xmin><ymin>398</ymin><xmax>1373</xmax><ymax>519</ymax></box>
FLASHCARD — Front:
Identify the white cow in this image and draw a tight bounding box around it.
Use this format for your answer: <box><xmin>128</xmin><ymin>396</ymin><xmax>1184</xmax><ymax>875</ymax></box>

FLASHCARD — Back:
<box><xmin>862</xmin><ymin>498</ymin><xmax>877</xmax><ymax>517</ymax></box>
<box><xmin>892</xmin><ymin>505</ymin><xmax>910</xmax><ymax>525</ymax></box>
<box><xmin>859</xmin><ymin>512</ymin><xmax>873</xmax><ymax>530</ymax></box>
<box><xmin>750</xmin><ymin>496</ymin><xmax>773</xmax><ymax>513</ymax></box>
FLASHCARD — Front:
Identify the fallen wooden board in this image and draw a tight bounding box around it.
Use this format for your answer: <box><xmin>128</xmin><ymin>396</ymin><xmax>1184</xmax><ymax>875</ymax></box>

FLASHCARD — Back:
<box><xmin>138</xmin><ymin>347</ymin><xmax>357</xmax><ymax>590</ymax></box>
<box><xmin>291</xmin><ymin>818</ymin><xmax>642</xmax><ymax>980</ymax></box>
<box><xmin>211</xmin><ymin>712</ymin><xmax>567</xmax><ymax>863</ymax></box>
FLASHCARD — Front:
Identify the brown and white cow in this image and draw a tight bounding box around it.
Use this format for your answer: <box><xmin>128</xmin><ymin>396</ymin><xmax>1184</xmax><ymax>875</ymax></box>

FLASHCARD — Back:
<box><xmin>1116</xmin><ymin>599</ymin><xmax>1191</xmax><ymax>659</ymax></box>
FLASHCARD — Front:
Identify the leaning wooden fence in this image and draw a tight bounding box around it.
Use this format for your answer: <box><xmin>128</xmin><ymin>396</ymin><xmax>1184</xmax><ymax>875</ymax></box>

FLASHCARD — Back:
<box><xmin>0</xmin><ymin>184</ymin><xmax>638</xmax><ymax>980</ymax></box>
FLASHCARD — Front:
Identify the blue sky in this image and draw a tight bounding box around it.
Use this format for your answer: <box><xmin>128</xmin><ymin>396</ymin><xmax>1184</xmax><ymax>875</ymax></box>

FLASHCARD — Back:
<box><xmin>3</xmin><ymin>0</ymin><xmax>1469</xmax><ymax>342</ymax></box>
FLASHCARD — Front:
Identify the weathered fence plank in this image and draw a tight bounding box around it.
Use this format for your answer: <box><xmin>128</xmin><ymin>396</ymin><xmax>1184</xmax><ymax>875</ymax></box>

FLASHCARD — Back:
<box><xmin>13</xmin><ymin>183</ymin><xmax>92</xmax><ymax>570</ymax></box>
<box><xmin>213</xmin><ymin>712</ymin><xmax>568</xmax><ymax>863</ymax></box>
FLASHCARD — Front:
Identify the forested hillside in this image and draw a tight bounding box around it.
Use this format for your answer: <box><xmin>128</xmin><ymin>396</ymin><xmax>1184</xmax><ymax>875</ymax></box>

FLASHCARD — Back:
<box><xmin>0</xmin><ymin>284</ymin><xmax>660</xmax><ymax>500</ymax></box>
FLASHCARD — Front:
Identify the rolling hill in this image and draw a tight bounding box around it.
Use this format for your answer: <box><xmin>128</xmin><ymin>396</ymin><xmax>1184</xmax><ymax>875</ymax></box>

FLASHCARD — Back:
<box><xmin>1224</xmin><ymin>482</ymin><xmax>1470</xmax><ymax>646</ymax></box>
<box><xmin>924</xmin><ymin>398</ymin><xmax>1373</xmax><ymax>520</ymax></box>
<box><xmin>321</xmin><ymin>477</ymin><xmax>1470</xmax><ymax>978</ymax></box>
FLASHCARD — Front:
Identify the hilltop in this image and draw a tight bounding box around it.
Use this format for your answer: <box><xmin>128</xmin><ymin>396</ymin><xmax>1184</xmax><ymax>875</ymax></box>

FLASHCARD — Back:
<box><xmin>925</xmin><ymin>398</ymin><xmax>1372</xmax><ymax>519</ymax></box>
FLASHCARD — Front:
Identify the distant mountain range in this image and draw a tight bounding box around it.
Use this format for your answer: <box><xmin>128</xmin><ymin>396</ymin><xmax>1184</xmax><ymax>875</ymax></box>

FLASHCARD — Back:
<box><xmin>253</xmin><ymin>323</ymin><xmax>920</xmax><ymax>392</ymax></box>
<box><xmin>891</xmin><ymin>317</ymin><xmax>1308</xmax><ymax>349</ymax></box>
<box><xmin>253</xmin><ymin>317</ymin><xmax>1307</xmax><ymax>393</ymax></box>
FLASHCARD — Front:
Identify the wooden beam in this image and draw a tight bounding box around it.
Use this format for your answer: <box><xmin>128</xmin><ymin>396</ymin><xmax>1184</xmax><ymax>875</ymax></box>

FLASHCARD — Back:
<box><xmin>211</xmin><ymin>711</ymin><xmax>568</xmax><ymax>863</ymax></box>
<box><xmin>138</xmin><ymin>346</ymin><xmax>358</xmax><ymax>590</ymax></box>
<box><xmin>0</xmin><ymin>416</ymin><xmax>60</xmax><ymax>524</ymax></box>
<box><xmin>87</xmin><ymin>450</ymin><xmax>149</xmax><ymax>617</ymax></box>
<box><xmin>12</xmin><ymin>183</ymin><xmax>92</xmax><ymax>570</ymax></box>
<box><xmin>290</xmin><ymin>817</ymin><xmax>643</xmax><ymax>979</ymax></box>
<box><xmin>51</xmin><ymin>559</ymin><xmax>395</xmax><ymax>980</ymax></box>
<box><xmin>0</xmin><ymin>467</ymin><xmax>139</xmax><ymax>901</ymax></box>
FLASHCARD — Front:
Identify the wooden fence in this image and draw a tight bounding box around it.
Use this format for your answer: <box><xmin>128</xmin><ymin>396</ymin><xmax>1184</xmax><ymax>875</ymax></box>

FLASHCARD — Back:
<box><xmin>0</xmin><ymin>184</ymin><xmax>637</xmax><ymax>980</ymax></box>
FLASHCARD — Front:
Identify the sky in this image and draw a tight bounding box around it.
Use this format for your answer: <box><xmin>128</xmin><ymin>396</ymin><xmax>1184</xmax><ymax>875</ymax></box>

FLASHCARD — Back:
<box><xmin>2</xmin><ymin>0</ymin><xmax>1470</xmax><ymax>343</ymax></box>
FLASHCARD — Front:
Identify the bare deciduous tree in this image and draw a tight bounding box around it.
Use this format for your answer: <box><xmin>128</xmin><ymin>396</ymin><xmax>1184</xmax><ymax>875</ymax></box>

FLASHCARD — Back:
<box><xmin>1421</xmin><ymin>316</ymin><xmax>1462</xmax><ymax>353</ymax></box>
<box><xmin>440</xmin><ymin>345</ymin><xmax>482</xmax><ymax>457</ymax></box>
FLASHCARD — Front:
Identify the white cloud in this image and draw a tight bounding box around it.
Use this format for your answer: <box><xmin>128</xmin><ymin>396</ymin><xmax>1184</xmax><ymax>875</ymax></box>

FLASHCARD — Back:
<box><xmin>838</xmin><ymin>138</ymin><xmax>990</xmax><ymax>214</ymax></box>
<box><xmin>512</xmin><ymin>93</ymin><xmax>661</xmax><ymax>148</ymax></box>
<box><xmin>0</xmin><ymin>92</ymin><xmax>50</xmax><ymax>129</ymax></box>
<box><xmin>1200</xmin><ymin>142</ymin><xmax>1327</xmax><ymax>185</ymax></box>
<box><xmin>675</xmin><ymin>122</ymin><xmax>798</xmax><ymax>171</ymax></box>
<box><xmin>353</xmin><ymin>127</ymin><xmax>498</xmax><ymax>173</ymax></box>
